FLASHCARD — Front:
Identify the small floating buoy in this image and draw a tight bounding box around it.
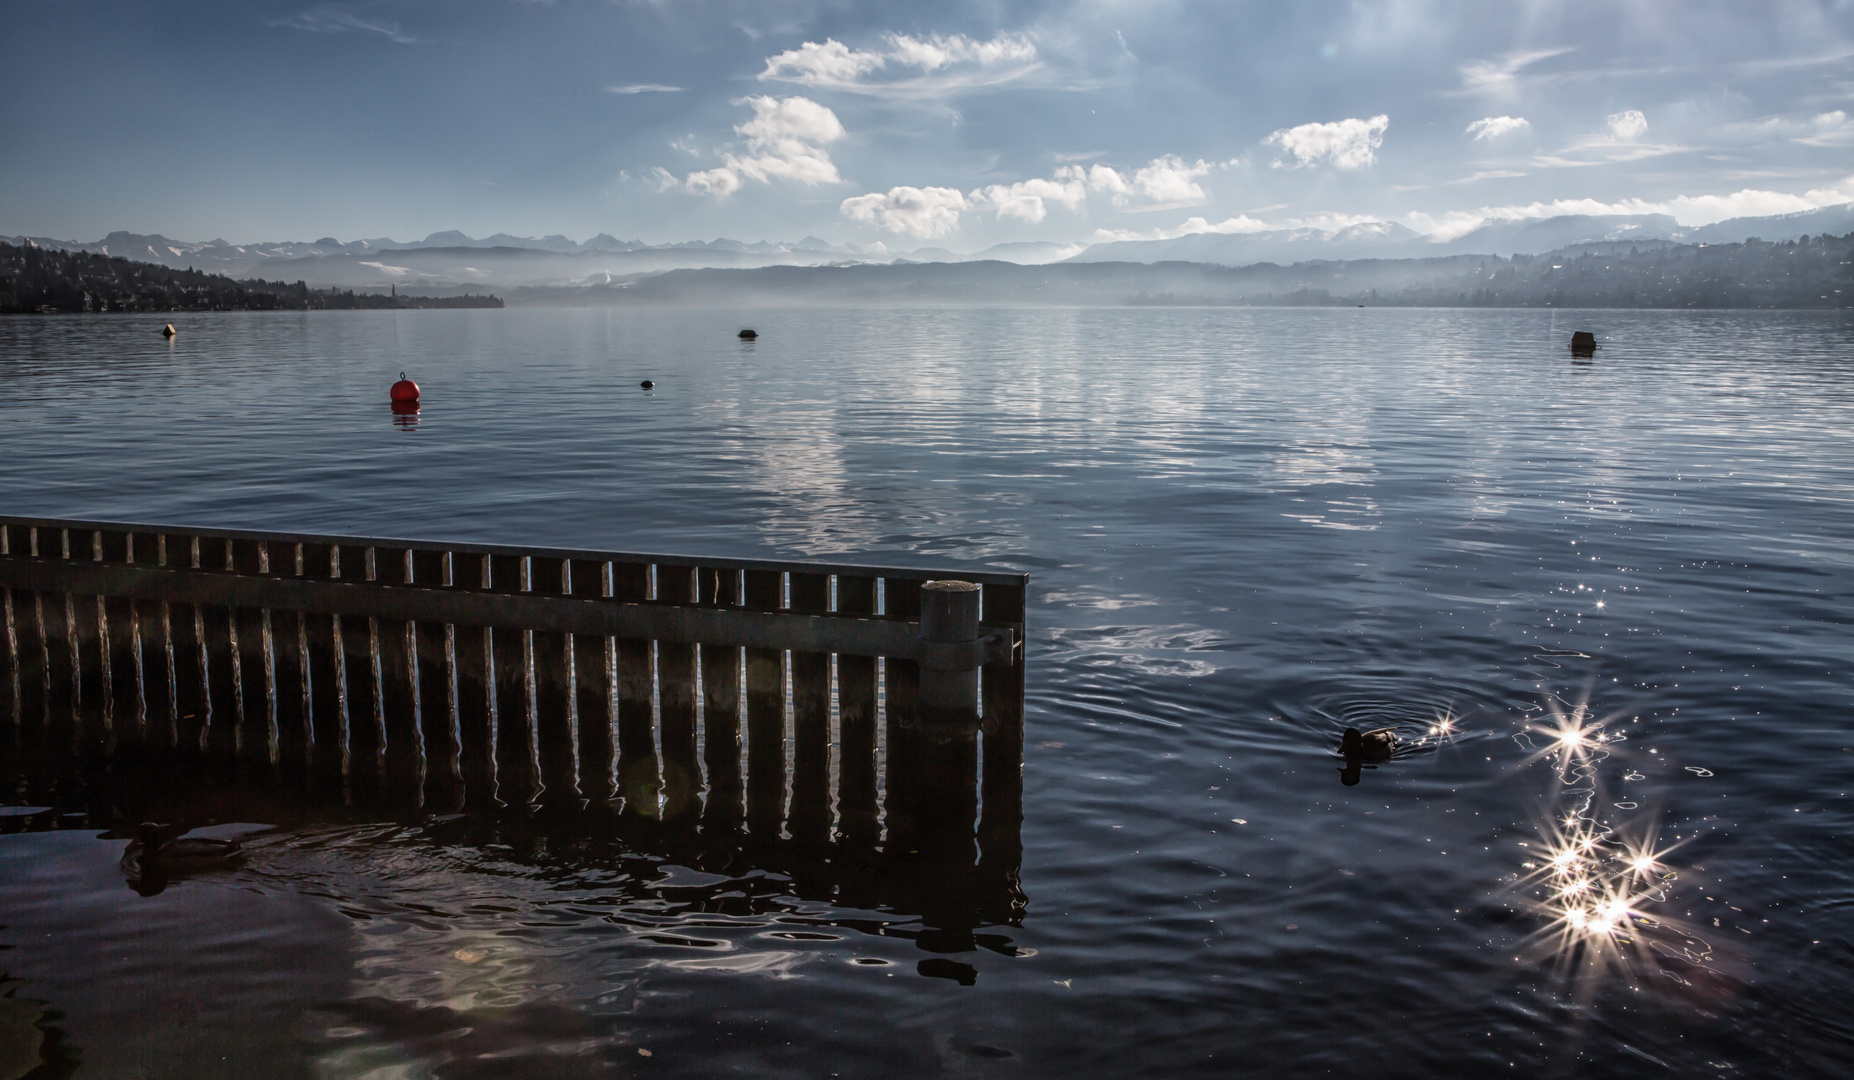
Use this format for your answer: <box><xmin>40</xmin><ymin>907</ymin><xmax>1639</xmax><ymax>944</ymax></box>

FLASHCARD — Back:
<box><xmin>1569</xmin><ymin>331</ymin><xmax>1598</xmax><ymax>356</ymax></box>
<box><xmin>161</xmin><ymin>324</ymin><xmax>176</xmax><ymax>338</ymax></box>
<box><xmin>390</xmin><ymin>372</ymin><xmax>420</xmax><ymax>402</ymax></box>
<box><xmin>639</xmin><ymin>380</ymin><xmax>655</xmax><ymax>390</ymax></box>
<box><xmin>738</xmin><ymin>329</ymin><xmax>758</xmax><ymax>339</ymax></box>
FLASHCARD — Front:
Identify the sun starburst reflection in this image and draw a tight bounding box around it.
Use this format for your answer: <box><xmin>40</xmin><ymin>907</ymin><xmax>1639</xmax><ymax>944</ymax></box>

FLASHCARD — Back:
<box><xmin>1505</xmin><ymin>685</ymin><xmax>1718</xmax><ymax>992</ymax></box>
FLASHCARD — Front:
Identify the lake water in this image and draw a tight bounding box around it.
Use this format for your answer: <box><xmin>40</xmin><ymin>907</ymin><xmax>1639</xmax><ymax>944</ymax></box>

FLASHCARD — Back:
<box><xmin>2</xmin><ymin>307</ymin><xmax>1852</xmax><ymax>1078</ymax></box>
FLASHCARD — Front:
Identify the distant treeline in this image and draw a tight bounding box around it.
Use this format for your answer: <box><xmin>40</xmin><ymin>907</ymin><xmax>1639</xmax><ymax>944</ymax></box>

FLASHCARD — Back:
<box><xmin>509</xmin><ymin>231</ymin><xmax>1854</xmax><ymax>309</ymax></box>
<box><xmin>0</xmin><ymin>242</ymin><xmax>502</xmax><ymax>313</ymax></box>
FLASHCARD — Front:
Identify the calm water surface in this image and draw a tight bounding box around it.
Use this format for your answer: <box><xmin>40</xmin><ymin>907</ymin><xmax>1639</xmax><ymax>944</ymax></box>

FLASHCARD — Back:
<box><xmin>2</xmin><ymin>307</ymin><xmax>1851</xmax><ymax>1078</ymax></box>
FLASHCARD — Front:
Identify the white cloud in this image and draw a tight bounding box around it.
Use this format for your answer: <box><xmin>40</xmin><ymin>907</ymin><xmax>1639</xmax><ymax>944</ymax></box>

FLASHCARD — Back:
<box><xmin>1797</xmin><ymin>110</ymin><xmax>1854</xmax><ymax>147</ymax></box>
<box><xmin>1176</xmin><ymin>215</ymin><xmax>1274</xmax><ymax>235</ymax></box>
<box><xmin>760</xmin><ymin>39</ymin><xmax>887</xmax><ymax>85</ymax></box>
<box><xmin>1090</xmin><ymin>210</ymin><xmax>1393</xmax><ymax>245</ymax></box>
<box><xmin>1125</xmin><ymin>156</ymin><xmax>1213</xmax><ymax>205</ymax></box>
<box><xmin>970</xmin><ymin>168</ymin><xmax>1090</xmax><ymax>223</ymax></box>
<box><xmin>272</xmin><ymin>6</ymin><xmax>416</xmax><ymax>44</ymax></box>
<box><xmin>1466</xmin><ymin>116</ymin><xmax>1529</xmax><ymax>140</ymax></box>
<box><xmin>1281</xmin><ymin>212</ymin><xmax>1393</xmax><ymax>232</ymax></box>
<box><xmin>678</xmin><ymin>96</ymin><xmax>846</xmax><ymax>198</ymax></box>
<box><xmin>1082</xmin><ymin>157</ymin><xmax>1213</xmax><ymax>207</ymax></box>
<box><xmin>1266</xmin><ymin>116</ymin><xmax>1390</xmax><ymax>169</ymax></box>
<box><xmin>1660</xmin><ymin>176</ymin><xmax>1854</xmax><ymax>223</ymax></box>
<box><xmin>1451</xmin><ymin>169</ymin><xmax>1529</xmax><ymax>183</ymax></box>
<box><xmin>1606</xmin><ymin>110</ymin><xmax>1649</xmax><ymax>141</ymax></box>
<box><xmin>1528</xmin><ymin>110</ymin><xmax>1680</xmax><ymax>168</ymax></box>
<box><xmin>609</xmin><ymin>84</ymin><xmax>682</xmax><ymax>94</ymax></box>
<box><xmin>1456</xmin><ymin>47</ymin><xmax>1575</xmax><ymax>96</ymax></box>
<box><xmin>759</xmin><ymin>31</ymin><xmax>1040</xmax><ymax>97</ymax></box>
<box><xmin>841</xmin><ymin>186</ymin><xmax>969</xmax><ymax>238</ymax></box>
<box><xmin>885</xmin><ymin>32</ymin><xmax>1037</xmax><ymax>71</ymax></box>
<box><xmin>852</xmin><ymin>154</ymin><xmax>1214</xmax><ymax>234</ymax></box>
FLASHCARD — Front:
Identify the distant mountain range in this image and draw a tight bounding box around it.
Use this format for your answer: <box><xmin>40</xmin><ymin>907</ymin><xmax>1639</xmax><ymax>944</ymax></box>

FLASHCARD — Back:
<box><xmin>8</xmin><ymin>202</ymin><xmax>1852</xmax><ymax>290</ymax></box>
<box><xmin>1073</xmin><ymin>203</ymin><xmax>1854</xmax><ymax>266</ymax></box>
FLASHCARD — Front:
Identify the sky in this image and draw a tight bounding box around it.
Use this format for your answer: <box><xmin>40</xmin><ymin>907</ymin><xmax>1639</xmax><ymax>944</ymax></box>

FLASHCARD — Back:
<box><xmin>4</xmin><ymin>0</ymin><xmax>1854</xmax><ymax>251</ymax></box>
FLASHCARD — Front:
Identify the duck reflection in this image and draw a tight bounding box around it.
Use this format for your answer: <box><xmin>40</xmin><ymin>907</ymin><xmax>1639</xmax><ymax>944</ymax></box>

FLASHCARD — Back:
<box><xmin>1336</xmin><ymin>726</ymin><xmax>1398</xmax><ymax>785</ymax></box>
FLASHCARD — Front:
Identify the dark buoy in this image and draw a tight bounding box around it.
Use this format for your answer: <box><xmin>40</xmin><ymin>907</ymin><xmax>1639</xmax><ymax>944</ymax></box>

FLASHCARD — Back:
<box><xmin>738</xmin><ymin>329</ymin><xmax>758</xmax><ymax>339</ymax></box>
<box><xmin>390</xmin><ymin>400</ymin><xmax>420</xmax><ymax>416</ymax></box>
<box><xmin>639</xmin><ymin>379</ymin><xmax>655</xmax><ymax>390</ymax></box>
<box><xmin>1569</xmin><ymin>331</ymin><xmax>1598</xmax><ymax>356</ymax></box>
<box><xmin>161</xmin><ymin>324</ymin><xmax>176</xmax><ymax>338</ymax></box>
<box><xmin>390</xmin><ymin>372</ymin><xmax>420</xmax><ymax>402</ymax></box>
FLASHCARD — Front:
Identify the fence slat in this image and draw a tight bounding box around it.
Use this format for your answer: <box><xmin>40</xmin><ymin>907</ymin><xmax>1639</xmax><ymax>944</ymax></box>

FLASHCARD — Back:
<box><xmin>570</xmin><ymin>558</ymin><xmax>614</xmax><ymax>804</ymax></box>
<box><xmin>105</xmin><ymin>595</ymin><xmax>141</xmax><ymax>739</ymax></box>
<box><xmin>980</xmin><ymin>581</ymin><xmax>1027</xmax><ymax>914</ymax></box>
<box><xmin>699</xmin><ymin>567</ymin><xmax>742</xmax><ymax>833</ymax></box>
<box><xmin>788</xmin><ymin>572</ymin><xmax>831</xmax><ymax>848</ymax></box>
<box><xmin>32</xmin><ymin>590</ymin><xmax>70</xmax><ymax>728</ymax></box>
<box><xmin>200</xmin><ymin>603</ymin><xmax>241</xmax><ymax>757</ymax></box>
<box><xmin>883</xmin><ymin>579</ymin><xmax>924</xmax><ymax>852</ymax></box>
<box><xmin>656</xmin><ymin>564</ymin><xmax>699</xmax><ymax>823</ymax></box>
<box><xmin>834</xmin><ymin>575</ymin><xmax>879</xmax><ymax>848</ymax></box>
<box><xmin>146</xmin><ymin>602</ymin><xmax>177</xmax><ymax>747</ymax></box>
<box><xmin>11</xmin><ymin>589</ymin><xmax>48</xmax><ymax>725</ymax></box>
<box><xmin>492</xmin><ymin>616</ymin><xmax>536</xmax><ymax>805</ymax></box>
<box><xmin>68</xmin><ymin>590</ymin><xmax>107</xmax><ymax>744</ymax></box>
<box><xmin>612</xmin><ymin>563</ymin><xmax>655</xmax><ymax>818</ymax></box>
<box><xmin>302</xmin><ymin>610</ymin><xmax>345</xmax><ymax>786</ymax></box>
<box><xmin>170</xmin><ymin>602</ymin><xmax>211</xmax><ymax>753</ymax></box>
<box><xmin>530</xmin><ymin>556</ymin><xmax>577</xmax><ymax>804</ymax></box>
<box><xmin>743</xmin><ymin>569</ymin><xmax>785</xmax><ymax>840</ymax></box>
<box><xmin>235</xmin><ymin>605</ymin><xmax>274</xmax><ymax>764</ymax></box>
<box><xmin>272</xmin><ymin>609</ymin><xmax>310</xmax><ymax>773</ymax></box>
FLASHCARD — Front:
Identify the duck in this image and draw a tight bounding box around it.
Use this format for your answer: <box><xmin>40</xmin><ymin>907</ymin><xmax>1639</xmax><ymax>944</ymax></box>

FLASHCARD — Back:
<box><xmin>1339</xmin><ymin>726</ymin><xmax>1398</xmax><ymax>763</ymax></box>
<box><xmin>119</xmin><ymin>822</ymin><xmax>244</xmax><ymax>880</ymax></box>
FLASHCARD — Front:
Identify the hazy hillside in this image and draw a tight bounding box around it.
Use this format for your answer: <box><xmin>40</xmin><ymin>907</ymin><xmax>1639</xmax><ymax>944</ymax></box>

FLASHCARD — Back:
<box><xmin>8</xmin><ymin>230</ymin><xmax>1850</xmax><ymax>312</ymax></box>
<box><xmin>507</xmin><ymin>233</ymin><xmax>1854</xmax><ymax>309</ymax></box>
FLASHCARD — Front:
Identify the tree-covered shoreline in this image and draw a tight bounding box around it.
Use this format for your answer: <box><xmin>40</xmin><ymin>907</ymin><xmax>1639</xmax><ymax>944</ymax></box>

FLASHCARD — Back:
<box><xmin>0</xmin><ymin>242</ymin><xmax>502</xmax><ymax>313</ymax></box>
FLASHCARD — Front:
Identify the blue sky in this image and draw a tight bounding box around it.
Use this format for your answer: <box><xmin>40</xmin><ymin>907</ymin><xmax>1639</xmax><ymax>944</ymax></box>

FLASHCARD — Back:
<box><xmin>4</xmin><ymin>0</ymin><xmax>1853</xmax><ymax>250</ymax></box>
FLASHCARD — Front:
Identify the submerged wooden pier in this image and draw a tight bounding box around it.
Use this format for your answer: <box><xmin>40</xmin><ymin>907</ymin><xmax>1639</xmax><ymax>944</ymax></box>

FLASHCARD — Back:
<box><xmin>0</xmin><ymin>516</ymin><xmax>1026</xmax><ymax>919</ymax></box>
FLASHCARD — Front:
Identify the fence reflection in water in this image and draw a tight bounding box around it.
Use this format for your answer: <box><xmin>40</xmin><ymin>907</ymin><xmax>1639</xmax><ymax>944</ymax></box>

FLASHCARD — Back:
<box><xmin>0</xmin><ymin>517</ymin><xmax>1027</xmax><ymax>927</ymax></box>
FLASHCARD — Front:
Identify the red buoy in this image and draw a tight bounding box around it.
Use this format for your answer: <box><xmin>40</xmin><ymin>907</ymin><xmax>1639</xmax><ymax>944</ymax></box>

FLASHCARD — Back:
<box><xmin>390</xmin><ymin>372</ymin><xmax>420</xmax><ymax>402</ymax></box>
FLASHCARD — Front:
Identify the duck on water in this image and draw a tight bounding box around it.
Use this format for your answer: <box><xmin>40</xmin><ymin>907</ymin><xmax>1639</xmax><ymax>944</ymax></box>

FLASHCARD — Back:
<box><xmin>120</xmin><ymin>823</ymin><xmax>244</xmax><ymax>895</ymax></box>
<box><xmin>1337</xmin><ymin>726</ymin><xmax>1398</xmax><ymax>787</ymax></box>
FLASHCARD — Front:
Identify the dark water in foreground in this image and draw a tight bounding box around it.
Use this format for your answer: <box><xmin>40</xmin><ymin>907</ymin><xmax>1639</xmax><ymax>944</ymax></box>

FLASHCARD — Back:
<box><xmin>2</xmin><ymin>307</ymin><xmax>1852</xmax><ymax>1078</ymax></box>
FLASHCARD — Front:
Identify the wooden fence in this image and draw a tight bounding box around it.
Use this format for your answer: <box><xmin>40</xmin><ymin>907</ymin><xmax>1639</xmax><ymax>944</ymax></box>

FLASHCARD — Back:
<box><xmin>0</xmin><ymin>517</ymin><xmax>1026</xmax><ymax>883</ymax></box>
